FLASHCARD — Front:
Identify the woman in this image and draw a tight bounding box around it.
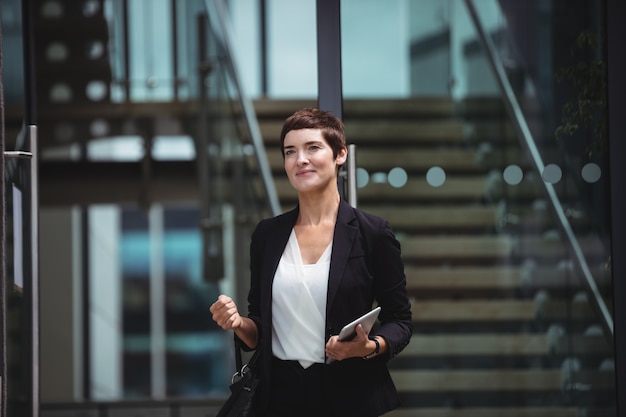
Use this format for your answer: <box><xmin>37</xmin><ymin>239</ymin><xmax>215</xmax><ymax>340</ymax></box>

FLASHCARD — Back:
<box><xmin>210</xmin><ymin>108</ymin><xmax>412</xmax><ymax>417</ymax></box>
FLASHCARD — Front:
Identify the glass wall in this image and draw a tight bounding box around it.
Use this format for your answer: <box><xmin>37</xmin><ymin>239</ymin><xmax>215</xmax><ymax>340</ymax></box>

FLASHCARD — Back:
<box><xmin>339</xmin><ymin>0</ymin><xmax>614</xmax><ymax>415</ymax></box>
<box><xmin>229</xmin><ymin>0</ymin><xmax>318</xmax><ymax>98</ymax></box>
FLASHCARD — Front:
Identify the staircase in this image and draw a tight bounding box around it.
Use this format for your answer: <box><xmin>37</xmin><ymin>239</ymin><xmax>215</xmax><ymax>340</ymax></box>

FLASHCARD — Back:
<box><xmin>253</xmin><ymin>97</ymin><xmax>616</xmax><ymax>417</ymax></box>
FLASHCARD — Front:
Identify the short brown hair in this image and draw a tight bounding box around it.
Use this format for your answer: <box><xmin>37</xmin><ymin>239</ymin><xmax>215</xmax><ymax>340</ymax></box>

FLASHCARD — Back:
<box><xmin>279</xmin><ymin>108</ymin><xmax>346</xmax><ymax>159</ymax></box>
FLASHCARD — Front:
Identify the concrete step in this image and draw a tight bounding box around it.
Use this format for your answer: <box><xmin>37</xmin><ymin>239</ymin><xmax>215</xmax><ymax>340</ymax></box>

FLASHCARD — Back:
<box><xmin>410</xmin><ymin>299</ymin><xmax>595</xmax><ymax>323</ymax></box>
<box><xmin>405</xmin><ymin>265</ymin><xmax>612</xmax><ymax>293</ymax></box>
<box><xmin>387</xmin><ymin>407</ymin><xmax>583</xmax><ymax>417</ymax></box>
<box><xmin>404</xmin><ymin>334</ymin><xmax>548</xmax><ymax>356</ymax></box>
<box><xmin>402</xmin><ymin>333</ymin><xmax>612</xmax><ymax>358</ymax></box>
<box><xmin>390</xmin><ymin>369</ymin><xmax>614</xmax><ymax>392</ymax></box>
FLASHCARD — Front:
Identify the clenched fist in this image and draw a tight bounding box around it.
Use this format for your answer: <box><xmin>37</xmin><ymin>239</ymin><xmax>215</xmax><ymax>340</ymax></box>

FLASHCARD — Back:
<box><xmin>209</xmin><ymin>294</ymin><xmax>243</xmax><ymax>330</ymax></box>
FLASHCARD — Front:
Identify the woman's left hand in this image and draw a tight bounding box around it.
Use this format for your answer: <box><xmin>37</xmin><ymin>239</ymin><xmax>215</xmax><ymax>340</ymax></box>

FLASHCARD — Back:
<box><xmin>325</xmin><ymin>323</ymin><xmax>371</xmax><ymax>361</ymax></box>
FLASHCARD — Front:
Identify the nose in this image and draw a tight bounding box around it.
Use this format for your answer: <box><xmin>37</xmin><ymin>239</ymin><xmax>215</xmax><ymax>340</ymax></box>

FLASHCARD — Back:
<box><xmin>296</xmin><ymin>152</ymin><xmax>309</xmax><ymax>165</ymax></box>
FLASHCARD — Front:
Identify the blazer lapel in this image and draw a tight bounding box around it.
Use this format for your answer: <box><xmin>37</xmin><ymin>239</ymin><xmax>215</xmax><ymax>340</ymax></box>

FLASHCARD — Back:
<box><xmin>326</xmin><ymin>200</ymin><xmax>358</xmax><ymax>312</ymax></box>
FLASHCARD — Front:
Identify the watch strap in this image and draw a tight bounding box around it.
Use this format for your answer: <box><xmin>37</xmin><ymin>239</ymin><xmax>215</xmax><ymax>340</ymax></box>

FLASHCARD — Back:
<box><xmin>363</xmin><ymin>336</ymin><xmax>380</xmax><ymax>359</ymax></box>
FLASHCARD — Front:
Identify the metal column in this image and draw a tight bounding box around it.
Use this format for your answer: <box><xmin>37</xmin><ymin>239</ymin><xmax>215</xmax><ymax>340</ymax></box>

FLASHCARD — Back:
<box><xmin>606</xmin><ymin>1</ymin><xmax>626</xmax><ymax>416</ymax></box>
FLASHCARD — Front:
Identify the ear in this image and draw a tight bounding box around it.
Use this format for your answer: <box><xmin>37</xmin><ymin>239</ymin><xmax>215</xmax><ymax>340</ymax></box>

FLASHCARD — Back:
<box><xmin>336</xmin><ymin>146</ymin><xmax>348</xmax><ymax>166</ymax></box>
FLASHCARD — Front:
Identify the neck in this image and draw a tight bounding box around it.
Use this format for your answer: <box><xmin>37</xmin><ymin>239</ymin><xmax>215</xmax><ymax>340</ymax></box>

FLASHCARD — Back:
<box><xmin>297</xmin><ymin>191</ymin><xmax>341</xmax><ymax>226</ymax></box>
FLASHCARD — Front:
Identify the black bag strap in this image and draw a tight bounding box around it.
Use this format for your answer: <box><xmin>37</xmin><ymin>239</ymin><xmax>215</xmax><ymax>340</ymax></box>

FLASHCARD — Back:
<box><xmin>234</xmin><ymin>338</ymin><xmax>261</xmax><ymax>374</ymax></box>
<box><xmin>234</xmin><ymin>338</ymin><xmax>246</xmax><ymax>372</ymax></box>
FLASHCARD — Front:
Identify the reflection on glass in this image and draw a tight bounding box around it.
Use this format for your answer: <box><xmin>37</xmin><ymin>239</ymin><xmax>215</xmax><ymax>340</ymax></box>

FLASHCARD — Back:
<box><xmin>87</xmin><ymin>40</ymin><xmax>105</xmax><ymax>60</ymax></box>
<box><xmin>41</xmin><ymin>1</ymin><xmax>64</xmax><ymax>18</ymax></box>
<box><xmin>46</xmin><ymin>42</ymin><xmax>69</xmax><ymax>61</ymax></box>
<box><xmin>88</xmin><ymin>137</ymin><xmax>144</xmax><ymax>161</ymax></box>
<box><xmin>542</xmin><ymin>163</ymin><xmax>563</xmax><ymax>184</ymax></box>
<box><xmin>503</xmin><ymin>164</ymin><xmax>523</xmax><ymax>185</ymax></box>
<box><xmin>153</xmin><ymin>136</ymin><xmax>196</xmax><ymax>161</ymax></box>
<box><xmin>90</xmin><ymin>118</ymin><xmax>110</xmax><ymax>137</ymax></box>
<box><xmin>86</xmin><ymin>80</ymin><xmax>108</xmax><ymax>101</ymax></box>
<box><xmin>53</xmin><ymin>122</ymin><xmax>76</xmax><ymax>142</ymax></box>
<box><xmin>356</xmin><ymin>167</ymin><xmax>370</xmax><ymax>188</ymax></box>
<box><xmin>121</xmin><ymin>207</ymin><xmax>226</xmax><ymax>398</ymax></box>
<box><xmin>83</xmin><ymin>0</ymin><xmax>101</xmax><ymax>17</ymax></box>
<box><xmin>388</xmin><ymin>167</ymin><xmax>407</xmax><ymax>188</ymax></box>
<box><xmin>581</xmin><ymin>162</ymin><xmax>601</xmax><ymax>183</ymax></box>
<box><xmin>426</xmin><ymin>166</ymin><xmax>446</xmax><ymax>187</ymax></box>
<box><xmin>371</xmin><ymin>172</ymin><xmax>387</xmax><ymax>184</ymax></box>
<box><xmin>50</xmin><ymin>83</ymin><xmax>72</xmax><ymax>102</ymax></box>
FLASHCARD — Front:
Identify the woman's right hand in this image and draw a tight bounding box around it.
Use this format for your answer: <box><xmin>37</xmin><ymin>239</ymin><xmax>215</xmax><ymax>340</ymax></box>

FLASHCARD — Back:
<box><xmin>209</xmin><ymin>294</ymin><xmax>243</xmax><ymax>331</ymax></box>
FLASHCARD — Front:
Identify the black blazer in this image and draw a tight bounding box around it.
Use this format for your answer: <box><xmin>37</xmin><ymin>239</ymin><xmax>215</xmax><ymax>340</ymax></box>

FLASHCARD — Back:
<box><xmin>243</xmin><ymin>199</ymin><xmax>413</xmax><ymax>416</ymax></box>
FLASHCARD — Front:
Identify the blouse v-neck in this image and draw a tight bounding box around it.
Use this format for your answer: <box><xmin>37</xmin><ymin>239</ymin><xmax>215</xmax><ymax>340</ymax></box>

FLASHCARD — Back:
<box><xmin>293</xmin><ymin>229</ymin><xmax>333</xmax><ymax>266</ymax></box>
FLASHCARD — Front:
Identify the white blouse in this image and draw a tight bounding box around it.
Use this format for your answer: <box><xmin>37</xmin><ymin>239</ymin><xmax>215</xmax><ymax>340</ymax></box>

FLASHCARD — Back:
<box><xmin>271</xmin><ymin>229</ymin><xmax>332</xmax><ymax>368</ymax></box>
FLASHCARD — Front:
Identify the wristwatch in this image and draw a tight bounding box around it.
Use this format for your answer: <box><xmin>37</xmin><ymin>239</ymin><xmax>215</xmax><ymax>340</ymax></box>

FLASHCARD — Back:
<box><xmin>363</xmin><ymin>336</ymin><xmax>380</xmax><ymax>360</ymax></box>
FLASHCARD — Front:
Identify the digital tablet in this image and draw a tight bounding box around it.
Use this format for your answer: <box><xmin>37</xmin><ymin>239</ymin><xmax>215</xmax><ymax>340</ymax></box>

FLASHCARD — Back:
<box><xmin>337</xmin><ymin>306</ymin><xmax>381</xmax><ymax>341</ymax></box>
<box><xmin>326</xmin><ymin>306</ymin><xmax>381</xmax><ymax>364</ymax></box>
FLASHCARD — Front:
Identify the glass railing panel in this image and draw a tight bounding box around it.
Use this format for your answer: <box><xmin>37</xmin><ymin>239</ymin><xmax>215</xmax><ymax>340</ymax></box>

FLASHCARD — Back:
<box><xmin>340</xmin><ymin>0</ymin><xmax>615</xmax><ymax>415</ymax></box>
<box><xmin>87</xmin><ymin>0</ymin><xmax>279</xmax><ymax>402</ymax></box>
<box><xmin>27</xmin><ymin>0</ymin><xmax>280</xmax><ymax>407</ymax></box>
<box><xmin>203</xmin><ymin>0</ymin><xmax>281</xmax><ymax>214</ymax></box>
<box><xmin>114</xmin><ymin>0</ymin><xmax>280</xmax><ymax>401</ymax></box>
<box><xmin>466</xmin><ymin>0</ymin><xmax>615</xmax><ymax>413</ymax></box>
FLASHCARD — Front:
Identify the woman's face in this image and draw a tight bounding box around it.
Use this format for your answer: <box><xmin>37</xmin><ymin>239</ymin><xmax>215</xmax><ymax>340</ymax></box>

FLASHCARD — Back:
<box><xmin>283</xmin><ymin>128</ymin><xmax>347</xmax><ymax>194</ymax></box>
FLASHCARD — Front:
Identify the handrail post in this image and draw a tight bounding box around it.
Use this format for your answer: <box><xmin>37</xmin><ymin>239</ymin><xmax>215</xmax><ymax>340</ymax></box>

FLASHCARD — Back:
<box><xmin>345</xmin><ymin>144</ymin><xmax>357</xmax><ymax>208</ymax></box>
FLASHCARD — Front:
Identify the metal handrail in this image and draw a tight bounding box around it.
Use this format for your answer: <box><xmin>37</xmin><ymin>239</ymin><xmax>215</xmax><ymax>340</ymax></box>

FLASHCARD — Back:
<box><xmin>203</xmin><ymin>0</ymin><xmax>281</xmax><ymax>217</ymax></box>
<box><xmin>463</xmin><ymin>0</ymin><xmax>613</xmax><ymax>336</ymax></box>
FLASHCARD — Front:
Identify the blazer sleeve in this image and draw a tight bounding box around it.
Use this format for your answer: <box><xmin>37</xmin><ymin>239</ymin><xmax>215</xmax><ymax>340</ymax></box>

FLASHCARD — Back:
<box><xmin>234</xmin><ymin>219</ymin><xmax>266</xmax><ymax>351</ymax></box>
<box><xmin>360</xmin><ymin>212</ymin><xmax>413</xmax><ymax>360</ymax></box>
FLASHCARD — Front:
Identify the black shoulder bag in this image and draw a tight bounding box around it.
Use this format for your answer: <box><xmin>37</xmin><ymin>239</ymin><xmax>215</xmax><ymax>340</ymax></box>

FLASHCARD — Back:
<box><xmin>216</xmin><ymin>339</ymin><xmax>262</xmax><ymax>417</ymax></box>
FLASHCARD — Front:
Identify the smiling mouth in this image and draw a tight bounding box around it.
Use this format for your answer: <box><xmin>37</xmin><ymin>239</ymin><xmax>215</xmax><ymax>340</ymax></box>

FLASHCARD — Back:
<box><xmin>296</xmin><ymin>170</ymin><xmax>314</xmax><ymax>176</ymax></box>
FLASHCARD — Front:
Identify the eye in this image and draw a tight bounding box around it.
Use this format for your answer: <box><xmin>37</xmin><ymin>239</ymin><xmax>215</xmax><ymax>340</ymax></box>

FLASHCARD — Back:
<box><xmin>284</xmin><ymin>149</ymin><xmax>295</xmax><ymax>156</ymax></box>
<box><xmin>309</xmin><ymin>145</ymin><xmax>321</xmax><ymax>151</ymax></box>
